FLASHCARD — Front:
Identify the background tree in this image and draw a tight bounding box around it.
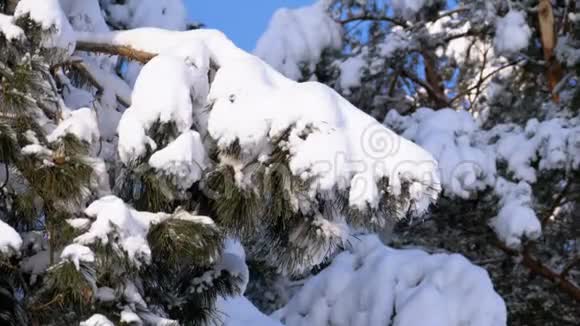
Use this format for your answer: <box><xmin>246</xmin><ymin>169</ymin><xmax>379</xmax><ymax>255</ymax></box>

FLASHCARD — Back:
<box><xmin>253</xmin><ymin>0</ymin><xmax>580</xmax><ymax>324</ymax></box>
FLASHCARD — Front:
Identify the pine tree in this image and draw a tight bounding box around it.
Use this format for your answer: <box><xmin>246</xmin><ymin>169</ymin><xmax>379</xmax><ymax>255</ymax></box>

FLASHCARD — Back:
<box><xmin>0</xmin><ymin>1</ymin><xmax>441</xmax><ymax>325</ymax></box>
<box><xmin>253</xmin><ymin>0</ymin><xmax>580</xmax><ymax>323</ymax></box>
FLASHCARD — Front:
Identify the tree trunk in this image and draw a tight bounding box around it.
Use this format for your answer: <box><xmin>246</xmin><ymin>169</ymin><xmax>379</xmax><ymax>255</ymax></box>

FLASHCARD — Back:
<box><xmin>421</xmin><ymin>49</ymin><xmax>447</xmax><ymax>109</ymax></box>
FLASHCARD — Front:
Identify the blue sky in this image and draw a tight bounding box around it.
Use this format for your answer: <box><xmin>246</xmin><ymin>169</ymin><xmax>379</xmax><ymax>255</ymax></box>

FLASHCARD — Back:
<box><xmin>185</xmin><ymin>0</ymin><xmax>314</xmax><ymax>51</ymax></box>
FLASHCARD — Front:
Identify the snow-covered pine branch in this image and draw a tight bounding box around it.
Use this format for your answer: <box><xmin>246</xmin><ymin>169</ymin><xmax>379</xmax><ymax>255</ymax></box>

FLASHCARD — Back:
<box><xmin>2</xmin><ymin>0</ymin><xmax>579</xmax><ymax>324</ymax></box>
<box><xmin>0</xmin><ymin>0</ymin><xmax>456</xmax><ymax>325</ymax></box>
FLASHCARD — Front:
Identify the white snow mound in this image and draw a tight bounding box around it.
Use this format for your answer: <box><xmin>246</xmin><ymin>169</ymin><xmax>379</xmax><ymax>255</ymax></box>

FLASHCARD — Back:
<box><xmin>274</xmin><ymin>235</ymin><xmax>507</xmax><ymax>326</ymax></box>
<box><xmin>0</xmin><ymin>219</ymin><xmax>22</xmax><ymax>256</ymax></box>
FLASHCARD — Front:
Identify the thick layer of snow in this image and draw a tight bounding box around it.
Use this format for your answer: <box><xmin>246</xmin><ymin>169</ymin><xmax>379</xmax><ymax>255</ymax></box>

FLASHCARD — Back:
<box><xmin>15</xmin><ymin>0</ymin><xmax>75</xmax><ymax>52</ymax></box>
<box><xmin>216</xmin><ymin>240</ymin><xmax>282</xmax><ymax>326</ymax></box>
<box><xmin>74</xmin><ymin>28</ymin><xmax>441</xmax><ymax>273</ymax></box>
<box><xmin>339</xmin><ymin>56</ymin><xmax>365</xmax><ymax>91</ymax></box>
<box><xmin>0</xmin><ymin>219</ymin><xmax>22</xmax><ymax>256</ymax></box>
<box><xmin>490</xmin><ymin>179</ymin><xmax>541</xmax><ymax>249</ymax></box>
<box><xmin>386</xmin><ymin>109</ymin><xmax>495</xmax><ymax>198</ymax></box>
<box><xmin>117</xmin><ymin>54</ymin><xmax>208</xmax><ymax>164</ymax></box>
<box><xmin>210</xmin><ymin>78</ymin><xmax>439</xmax><ymax>213</ymax></box>
<box><xmin>494</xmin><ymin>11</ymin><xmax>531</xmax><ymax>54</ymax></box>
<box><xmin>75</xmin><ymin>196</ymin><xmax>222</xmax><ymax>270</ymax></box>
<box><xmin>80</xmin><ymin>314</ymin><xmax>114</xmax><ymax>326</ymax></box>
<box><xmin>148</xmin><ymin>130</ymin><xmax>207</xmax><ymax>189</ymax></box>
<box><xmin>254</xmin><ymin>0</ymin><xmax>342</xmax><ymax>80</ymax></box>
<box><xmin>120</xmin><ymin>309</ymin><xmax>141</xmax><ymax>324</ymax></box>
<box><xmin>274</xmin><ymin>235</ymin><xmax>507</xmax><ymax>326</ymax></box>
<box><xmin>218</xmin><ymin>296</ymin><xmax>284</xmax><ymax>326</ymax></box>
<box><xmin>496</xmin><ymin>118</ymin><xmax>579</xmax><ymax>183</ymax></box>
<box><xmin>0</xmin><ymin>13</ymin><xmax>24</xmax><ymax>41</ymax></box>
<box><xmin>75</xmin><ymin>196</ymin><xmax>169</xmax><ymax>267</ymax></box>
<box><xmin>80</xmin><ymin>28</ymin><xmax>440</xmax><ymax>219</ymax></box>
<box><xmin>47</xmin><ymin>107</ymin><xmax>100</xmax><ymax>144</ymax></box>
<box><xmin>60</xmin><ymin>243</ymin><xmax>95</xmax><ymax>270</ymax></box>
<box><xmin>21</xmin><ymin>144</ymin><xmax>53</xmax><ymax>157</ymax></box>
<box><xmin>66</xmin><ymin>218</ymin><xmax>91</xmax><ymax>229</ymax></box>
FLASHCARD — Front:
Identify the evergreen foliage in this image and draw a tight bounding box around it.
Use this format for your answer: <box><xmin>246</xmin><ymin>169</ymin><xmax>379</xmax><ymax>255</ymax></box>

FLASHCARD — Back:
<box><xmin>1</xmin><ymin>0</ymin><xmax>579</xmax><ymax>325</ymax></box>
<box><xmin>247</xmin><ymin>0</ymin><xmax>580</xmax><ymax>323</ymax></box>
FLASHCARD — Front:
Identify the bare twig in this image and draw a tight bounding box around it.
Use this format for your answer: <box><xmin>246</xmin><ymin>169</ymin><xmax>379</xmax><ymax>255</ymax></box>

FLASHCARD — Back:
<box><xmin>339</xmin><ymin>14</ymin><xmax>408</xmax><ymax>28</ymax></box>
<box><xmin>449</xmin><ymin>58</ymin><xmax>525</xmax><ymax>105</ymax></box>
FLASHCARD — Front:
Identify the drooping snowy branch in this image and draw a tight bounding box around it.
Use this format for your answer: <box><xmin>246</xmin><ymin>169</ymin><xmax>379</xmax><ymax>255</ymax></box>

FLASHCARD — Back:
<box><xmin>73</xmin><ymin>27</ymin><xmax>441</xmax><ymax>273</ymax></box>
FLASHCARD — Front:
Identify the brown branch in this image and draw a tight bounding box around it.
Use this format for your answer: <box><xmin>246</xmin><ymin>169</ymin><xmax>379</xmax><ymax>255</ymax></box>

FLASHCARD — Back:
<box><xmin>75</xmin><ymin>41</ymin><xmax>156</xmax><ymax>64</ymax></box>
<box><xmin>495</xmin><ymin>241</ymin><xmax>580</xmax><ymax>302</ymax></box>
<box><xmin>421</xmin><ymin>49</ymin><xmax>446</xmax><ymax>109</ymax></box>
